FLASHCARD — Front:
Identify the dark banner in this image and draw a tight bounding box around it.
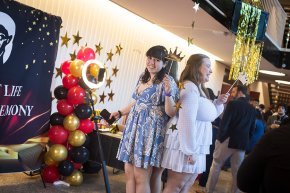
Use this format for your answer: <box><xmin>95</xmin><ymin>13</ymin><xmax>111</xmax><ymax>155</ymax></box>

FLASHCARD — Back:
<box><xmin>0</xmin><ymin>0</ymin><xmax>62</xmax><ymax>146</ymax></box>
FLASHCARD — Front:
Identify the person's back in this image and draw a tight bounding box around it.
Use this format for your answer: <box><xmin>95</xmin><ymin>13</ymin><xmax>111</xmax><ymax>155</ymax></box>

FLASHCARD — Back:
<box><xmin>237</xmin><ymin>123</ymin><xmax>290</xmax><ymax>193</ymax></box>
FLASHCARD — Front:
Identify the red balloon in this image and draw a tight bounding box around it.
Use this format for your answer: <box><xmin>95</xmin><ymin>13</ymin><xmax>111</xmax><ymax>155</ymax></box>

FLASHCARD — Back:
<box><xmin>61</xmin><ymin>60</ymin><xmax>71</xmax><ymax>75</ymax></box>
<box><xmin>73</xmin><ymin>162</ymin><xmax>83</xmax><ymax>170</ymax></box>
<box><xmin>76</xmin><ymin>47</ymin><xmax>95</xmax><ymax>62</ymax></box>
<box><xmin>48</xmin><ymin>125</ymin><xmax>69</xmax><ymax>144</ymax></box>
<box><xmin>79</xmin><ymin>119</ymin><xmax>95</xmax><ymax>134</ymax></box>
<box><xmin>57</xmin><ymin>99</ymin><xmax>74</xmax><ymax>116</ymax></box>
<box><xmin>42</xmin><ymin>165</ymin><xmax>60</xmax><ymax>183</ymax></box>
<box><xmin>67</xmin><ymin>86</ymin><xmax>86</xmax><ymax>105</ymax></box>
<box><xmin>62</xmin><ymin>74</ymin><xmax>79</xmax><ymax>89</ymax></box>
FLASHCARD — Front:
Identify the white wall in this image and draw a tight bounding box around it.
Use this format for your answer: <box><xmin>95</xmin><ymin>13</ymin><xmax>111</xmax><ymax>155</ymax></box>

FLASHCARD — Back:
<box><xmin>249</xmin><ymin>81</ymin><xmax>270</xmax><ymax>107</ymax></box>
<box><xmin>18</xmin><ymin>0</ymin><xmax>226</xmax><ymax>112</ymax></box>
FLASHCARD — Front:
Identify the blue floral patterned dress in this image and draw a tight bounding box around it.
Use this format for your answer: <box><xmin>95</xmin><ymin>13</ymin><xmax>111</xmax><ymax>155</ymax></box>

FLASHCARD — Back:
<box><xmin>116</xmin><ymin>76</ymin><xmax>179</xmax><ymax>168</ymax></box>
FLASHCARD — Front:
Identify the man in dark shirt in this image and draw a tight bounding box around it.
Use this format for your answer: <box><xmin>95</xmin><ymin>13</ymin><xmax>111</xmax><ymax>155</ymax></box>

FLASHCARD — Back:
<box><xmin>237</xmin><ymin>122</ymin><xmax>290</xmax><ymax>193</ymax></box>
<box><xmin>206</xmin><ymin>85</ymin><xmax>256</xmax><ymax>193</ymax></box>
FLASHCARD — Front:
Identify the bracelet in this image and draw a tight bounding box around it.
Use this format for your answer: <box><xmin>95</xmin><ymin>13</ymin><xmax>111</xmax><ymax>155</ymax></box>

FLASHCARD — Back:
<box><xmin>164</xmin><ymin>91</ymin><xmax>171</xmax><ymax>97</ymax></box>
<box><xmin>118</xmin><ymin>110</ymin><xmax>122</xmax><ymax>117</ymax></box>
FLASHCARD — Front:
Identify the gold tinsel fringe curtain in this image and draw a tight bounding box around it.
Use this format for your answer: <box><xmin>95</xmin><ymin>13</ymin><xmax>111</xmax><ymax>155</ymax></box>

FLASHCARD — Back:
<box><xmin>229</xmin><ymin>2</ymin><xmax>264</xmax><ymax>84</ymax></box>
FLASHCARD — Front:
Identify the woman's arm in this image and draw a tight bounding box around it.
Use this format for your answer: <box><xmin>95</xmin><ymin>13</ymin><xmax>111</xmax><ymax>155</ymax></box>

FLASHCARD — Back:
<box><xmin>163</xmin><ymin>75</ymin><xmax>179</xmax><ymax>117</ymax></box>
<box><xmin>110</xmin><ymin>100</ymin><xmax>136</xmax><ymax>120</ymax></box>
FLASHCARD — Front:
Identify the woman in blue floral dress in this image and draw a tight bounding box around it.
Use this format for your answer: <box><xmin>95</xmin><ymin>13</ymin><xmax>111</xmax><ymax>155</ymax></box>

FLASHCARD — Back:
<box><xmin>111</xmin><ymin>45</ymin><xmax>179</xmax><ymax>193</ymax></box>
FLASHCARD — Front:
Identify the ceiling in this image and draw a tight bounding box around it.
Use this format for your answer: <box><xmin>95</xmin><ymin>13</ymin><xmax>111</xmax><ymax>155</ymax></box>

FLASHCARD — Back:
<box><xmin>279</xmin><ymin>0</ymin><xmax>290</xmax><ymax>48</ymax></box>
<box><xmin>110</xmin><ymin>0</ymin><xmax>290</xmax><ymax>86</ymax></box>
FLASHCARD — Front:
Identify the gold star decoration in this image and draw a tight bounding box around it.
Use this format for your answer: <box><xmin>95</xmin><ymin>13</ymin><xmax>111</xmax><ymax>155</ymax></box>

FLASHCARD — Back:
<box><xmin>95</xmin><ymin>42</ymin><xmax>103</xmax><ymax>55</ymax></box>
<box><xmin>112</xmin><ymin>66</ymin><xmax>119</xmax><ymax>77</ymax></box>
<box><xmin>70</xmin><ymin>50</ymin><xmax>76</xmax><ymax>60</ymax></box>
<box><xmin>188</xmin><ymin>37</ymin><xmax>194</xmax><ymax>46</ymax></box>
<box><xmin>107</xmin><ymin>50</ymin><xmax>114</xmax><ymax>61</ymax></box>
<box><xmin>169</xmin><ymin>124</ymin><xmax>178</xmax><ymax>131</ymax></box>
<box><xmin>72</xmin><ymin>31</ymin><xmax>82</xmax><ymax>46</ymax></box>
<box><xmin>174</xmin><ymin>101</ymin><xmax>182</xmax><ymax>110</ymax></box>
<box><xmin>108</xmin><ymin>90</ymin><xmax>115</xmax><ymax>101</ymax></box>
<box><xmin>106</xmin><ymin>77</ymin><xmax>113</xmax><ymax>88</ymax></box>
<box><xmin>115</xmin><ymin>44</ymin><xmax>123</xmax><ymax>55</ymax></box>
<box><xmin>179</xmin><ymin>82</ymin><xmax>185</xmax><ymax>90</ymax></box>
<box><xmin>55</xmin><ymin>67</ymin><xmax>62</xmax><ymax>79</ymax></box>
<box><xmin>99</xmin><ymin>92</ymin><xmax>106</xmax><ymax>104</ymax></box>
<box><xmin>61</xmin><ymin>32</ymin><xmax>71</xmax><ymax>47</ymax></box>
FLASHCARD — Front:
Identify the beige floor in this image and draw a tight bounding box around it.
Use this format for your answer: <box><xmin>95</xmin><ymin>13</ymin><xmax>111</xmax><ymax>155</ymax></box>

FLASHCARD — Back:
<box><xmin>0</xmin><ymin>167</ymin><xmax>232</xmax><ymax>193</ymax></box>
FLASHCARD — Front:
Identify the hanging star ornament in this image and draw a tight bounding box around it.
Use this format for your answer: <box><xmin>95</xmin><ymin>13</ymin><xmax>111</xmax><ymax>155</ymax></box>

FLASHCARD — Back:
<box><xmin>112</xmin><ymin>66</ymin><xmax>119</xmax><ymax>77</ymax></box>
<box><xmin>169</xmin><ymin>124</ymin><xmax>178</xmax><ymax>131</ymax></box>
<box><xmin>193</xmin><ymin>2</ymin><xmax>200</xmax><ymax>13</ymax></box>
<box><xmin>174</xmin><ymin>101</ymin><xmax>182</xmax><ymax>110</ymax></box>
<box><xmin>115</xmin><ymin>44</ymin><xmax>123</xmax><ymax>55</ymax></box>
<box><xmin>61</xmin><ymin>32</ymin><xmax>70</xmax><ymax>47</ymax></box>
<box><xmin>70</xmin><ymin>50</ymin><xmax>76</xmax><ymax>60</ymax></box>
<box><xmin>95</xmin><ymin>42</ymin><xmax>103</xmax><ymax>55</ymax></box>
<box><xmin>99</xmin><ymin>92</ymin><xmax>106</xmax><ymax>104</ymax></box>
<box><xmin>106</xmin><ymin>77</ymin><xmax>113</xmax><ymax>88</ymax></box>
<box><xmin>72</xmin><ymin>31</ymin><xmax>82</xmax><ymax>46</ymax></box>
<box><xmin>55</xmin><ymin>67</ymin><xmax>62</xmax><ymax>78</ymax></box>
<box><xmin>107</xmin><ymin>50</ymin><xmax>114</xmax><ymax>61</ymax></box>
<box><xmin>108</xmin><ymin>90</ymin><xmax>115</xmax><ymax>101</ymax></box>
<box><xmin>188</xmin><ymin>37</ymin><xmax>194</xmax><ymax>46</ymax></box>
<box><xmin>179</xmin><ymin>82</ymin><xmax>185</xmax><ymax>90</ymax></box>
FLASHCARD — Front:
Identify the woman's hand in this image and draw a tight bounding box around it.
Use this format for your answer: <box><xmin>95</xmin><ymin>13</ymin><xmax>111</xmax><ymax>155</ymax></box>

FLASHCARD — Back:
<box><xmin>110</xmin><ymin>111</ymin><xmax>120</xmax><ymax>120</ymax></box>
<box><xmin>216</xmin><ymin>93</ymin><xmax>230</xmax><ymax>105</ymax></box>
<box><xmin>163</xmin><ymin>75</ymin><xmax>172</xmax><ymax>95</ymax></box>
<box><xmin>187</xmin><ymin>155</ymin><xmax>196</xmax><ymax>165</ymax></box>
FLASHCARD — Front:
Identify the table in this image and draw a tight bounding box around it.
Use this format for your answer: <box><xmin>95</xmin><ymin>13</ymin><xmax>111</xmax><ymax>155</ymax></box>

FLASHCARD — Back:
<box><xmin>87</xmin><ymin>131</ymin><xmax>124</xmax><ymax>171</ymax></box>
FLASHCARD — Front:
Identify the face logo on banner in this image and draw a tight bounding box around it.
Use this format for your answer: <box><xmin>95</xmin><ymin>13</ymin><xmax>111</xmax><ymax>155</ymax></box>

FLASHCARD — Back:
<box><xmin>0</xmin><ymin>12</ymin><xmax>15</xmax><ymax>65</ymax></box>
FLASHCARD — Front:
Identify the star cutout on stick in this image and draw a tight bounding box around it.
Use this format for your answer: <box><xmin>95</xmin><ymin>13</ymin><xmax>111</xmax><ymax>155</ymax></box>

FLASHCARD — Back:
<box><xmin>174</xmin><ymin>101</ymin><xmax>182</xmax><ymax>110</ymax></box>
<box><xmin>179</xmin><ymin>82</ymin><xmax>185</xmax><ymax>90</ymax></box>
<box><xmin>115</xmin><ymin>44</ymin><xmax>123</xmax><ymax>55</ymax></box>
<box><xmin>61</xmin><ymin>32</ymin><xmax>70</xmax><ymax>47</ymax></box>
<box><xmin>95</xmin><ymin>42</ymin><xmax>103</xmax><ymax>55</ymax></box>
<box><xmin>108</xmin><ymin>90</ymin><xmax>115</xmax><ymax>101</ymax></box>
<box><xmin>188</xmin><ymin>37</ymin><xmax>194</xmax><ymax>46</ymax></box>
<box><xmin>112</xmin><ymin>66</ymin><xmax>119</xmax><ymax>77</ymax></box>
<box><xmin>99</xmin><ymin>92</ymin><xmax>106</xmax><ymax>104</ymax></box>
<box><xmin>73</xmin><ymin>31</ymin><xmax>82</xmax><ymax>46</ymax></box>
<box><xmin>55</xmin><ymin>67</ymin><xmax>62</xmax><ymax>79</ymax></box>
<box><xmin>169</xmin><ymin>124</ymin><xmax>178</xmax><ymax>132</ymax></box>
<box><xmin>70</xmin><ymin>50</ymin><xmax>76</xmax><ymax>60</ymax></box>
<box><xmin>107</xmin><ymin>50</ymin><xmax>114</xmax><ymax>61</ymax></box>
<box><xmin>193</xmin><ymin>2</ymin><xmax>200</xmax><ymax>13</ymax></box>
<box><xmin>106</xmin><ymin>77</ymin><xmax>113</xmax><ymax>88</ymax></box>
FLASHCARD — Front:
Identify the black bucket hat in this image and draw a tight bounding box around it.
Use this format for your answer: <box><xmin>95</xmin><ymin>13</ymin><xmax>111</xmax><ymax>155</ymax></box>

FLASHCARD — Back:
<box><xmin>146</xmin><ymin>45</ymin><xmax>168</xmax><ymax>62</ymax></box>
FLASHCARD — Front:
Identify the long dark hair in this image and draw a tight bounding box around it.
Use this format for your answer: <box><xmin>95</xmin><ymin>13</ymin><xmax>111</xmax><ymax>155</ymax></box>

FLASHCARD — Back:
<box><xmin>141</xmin><ymin>45</ymin><xmax>168</xmax><ymax>84</ymax></box>
<box><xmin>179</xmin><ymin>54</ymin><xmax>210</xmax><ymax>98</ymax></box>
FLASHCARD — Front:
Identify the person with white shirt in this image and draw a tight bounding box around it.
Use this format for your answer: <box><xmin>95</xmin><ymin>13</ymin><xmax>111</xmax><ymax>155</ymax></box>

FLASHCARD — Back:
<box><xmin>161</xmin><ymin>54</ymin><xmax>229</xmax><ymax>193</ymax></box>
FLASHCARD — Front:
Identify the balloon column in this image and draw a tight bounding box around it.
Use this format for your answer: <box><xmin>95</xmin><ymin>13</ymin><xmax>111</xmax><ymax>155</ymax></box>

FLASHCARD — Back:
<box><xmin>43</xmin><ymin>47</ymin><xmax>99</xmax><ymax>186</ymax></box>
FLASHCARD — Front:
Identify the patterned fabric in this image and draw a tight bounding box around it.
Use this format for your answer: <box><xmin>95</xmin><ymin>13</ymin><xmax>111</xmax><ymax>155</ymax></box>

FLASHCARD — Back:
<box><xmin>116</xmin><ymin>76</ymin><xmax>179</xmax><ymax>168</ymax></box>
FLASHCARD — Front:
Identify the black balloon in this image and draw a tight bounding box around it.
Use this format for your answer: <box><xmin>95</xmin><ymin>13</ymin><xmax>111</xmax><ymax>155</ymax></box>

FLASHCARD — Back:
<box><xmin>74</xmin><ymin>104</ymin><xmax>92</xmax><ymax>119</ymax></box>
<box><xmin>54</xmin><ymin>85</ymin><xmax>68</xmax><ymax>100</ymax></box>
<box><xmin>50</xmin><ymin>112</ymin><xmax>65</xmax><ymax>125</ymax></box>
<box><xmin>70</xmin><ymin>146</ymin><xmax>89</xmax><ymax>164</ymax></box>
<box><xmin>58</xmin><ymin>160</ymin><xmax>74</xmax><ymax>176</ymax></box>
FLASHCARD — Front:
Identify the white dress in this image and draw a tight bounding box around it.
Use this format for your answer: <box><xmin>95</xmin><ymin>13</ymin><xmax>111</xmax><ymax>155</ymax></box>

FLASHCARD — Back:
<box><xmin>161</xmin><ymin>82</ymin><xmax>224</xmax><ymax>174</ymax></box>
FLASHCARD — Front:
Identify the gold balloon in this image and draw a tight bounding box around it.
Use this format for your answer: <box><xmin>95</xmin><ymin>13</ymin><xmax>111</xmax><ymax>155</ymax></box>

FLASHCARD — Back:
<box><xmin>44</xmin><ymin>152</ymin><xmax>58</xmax><ymax>166</ymax></box>
<box><xmin>89</xmin><ymin>63</ymin><xmax>100</xmax><ymax>77</ymax></box>
<box><xmin>91</xmin><ymin>92</ymin><xmax>98</xmax><ymax>105</ymax></box>
<box><xmin>66</xmin><ymin>170</ymin><xmax>83</xmax><ymax>186</ymax></box>
<box><xmin>63</xmin><ymin>114</ymin><xmax>80</xmax><ymax>131</ymax></box>
<box><xmin>70</xmin><ymin>59</ymin><xmax>84</xmax><ymax>77</ymax></box>
<box><xmin>68</xmin><ymin>130</ymin><xmax>86</xmax><ymax>147</ymax></box>
<box><xmin>48</xmin><ymin>144</ymin><xmax>68</xmax><ymax>162</ymax></box>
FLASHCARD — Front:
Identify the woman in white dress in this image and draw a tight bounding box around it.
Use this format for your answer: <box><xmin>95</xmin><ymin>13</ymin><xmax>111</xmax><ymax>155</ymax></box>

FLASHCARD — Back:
<box><xmin>161</xmin><ymin>54</ymin><xmax>229</xmax><ymax>193</ymax></box>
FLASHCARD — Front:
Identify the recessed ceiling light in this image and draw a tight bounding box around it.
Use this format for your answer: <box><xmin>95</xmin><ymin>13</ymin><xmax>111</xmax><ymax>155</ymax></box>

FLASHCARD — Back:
<box><xmin>259</xmin><ymin>70</ymin><xmax>285</xmax><ymax>76</ymax></box>
<box><xmin>275</xmin><ymin>80</ymin><xmax>290</xmax><ymax>85</ymax></box>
